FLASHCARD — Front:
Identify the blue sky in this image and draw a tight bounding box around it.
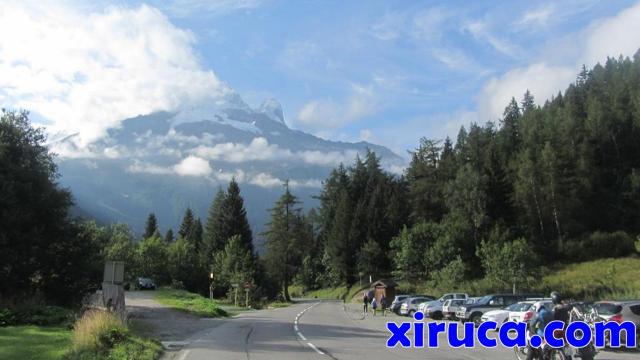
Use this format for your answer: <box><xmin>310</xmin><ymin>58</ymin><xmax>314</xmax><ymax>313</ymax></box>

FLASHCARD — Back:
<box><xmin>2</xmin><ymin>0</ymin><xmax>640</xmax><ymax>155</ymax></box>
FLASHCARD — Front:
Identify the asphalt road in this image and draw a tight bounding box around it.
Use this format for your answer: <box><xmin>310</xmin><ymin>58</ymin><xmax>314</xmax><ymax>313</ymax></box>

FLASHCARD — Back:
<box><xmin>169</xmin><ymin>300</ymin><xmax>638</xmax><ymax>360</ymax></box>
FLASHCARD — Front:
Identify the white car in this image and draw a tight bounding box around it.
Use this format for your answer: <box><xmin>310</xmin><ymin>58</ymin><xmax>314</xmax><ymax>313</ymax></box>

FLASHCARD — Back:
<box><xmin>422</xmin><ymin>293</ymin><xmax>469</xmax><ymax>320</ymax></box>
<box><xmin>443</xmin><ymin>299</ymin><xmax>467</xmax><ymax>320</ymax></box>
<box><xmin>509</xmin><ymin>300</ymin><xmax>552</xmax><ymax>323</ymax></box>
<box><xmin>481</xmin><ymin>302</ymin><xmax>540</xmax><ymax>328</ymax></box>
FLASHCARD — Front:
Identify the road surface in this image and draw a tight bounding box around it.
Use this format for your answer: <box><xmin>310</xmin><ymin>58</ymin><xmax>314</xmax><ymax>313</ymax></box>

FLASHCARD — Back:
<box><xmin>165</xmin><ymin>300</ymin><xmax>638</xmax><ymax>360</ymax></box>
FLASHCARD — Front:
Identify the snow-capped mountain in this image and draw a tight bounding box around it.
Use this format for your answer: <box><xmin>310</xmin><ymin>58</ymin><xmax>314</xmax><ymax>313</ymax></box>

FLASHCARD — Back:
<box><xmin>53</xmin><ymin>96</ymin><xmax>405</xmax><ymax>238</ymax></box>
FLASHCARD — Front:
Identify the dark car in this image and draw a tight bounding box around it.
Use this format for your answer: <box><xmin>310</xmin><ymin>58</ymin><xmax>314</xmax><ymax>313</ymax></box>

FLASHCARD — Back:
<box><xmin>137</xmin><ymin>277</ymin><xmax>156</xmax><ymax>290</ymax></box>
<box><xmin>390</xmin><ymin>295</ymin><xmax>411</xmax><ymax>314</ymax></box>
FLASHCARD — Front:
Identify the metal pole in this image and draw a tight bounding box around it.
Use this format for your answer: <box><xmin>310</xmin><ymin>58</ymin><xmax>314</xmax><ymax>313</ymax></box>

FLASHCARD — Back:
<box><xmin>245</xmin><ymin>289</ymin><xmax>249</xmax><ymax>308</ymax></box>
<box><xmin>235</xmin><ymin>288</ymin><xmax>238</xmax><ymax>307</ymax></box>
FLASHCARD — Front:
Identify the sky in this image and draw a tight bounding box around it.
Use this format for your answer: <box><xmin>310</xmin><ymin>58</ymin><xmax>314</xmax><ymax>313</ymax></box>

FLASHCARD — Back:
<box><xmin>1</xmin><ymin>0</ymin><xmax>640</xmax><ymax>156</ymax></box>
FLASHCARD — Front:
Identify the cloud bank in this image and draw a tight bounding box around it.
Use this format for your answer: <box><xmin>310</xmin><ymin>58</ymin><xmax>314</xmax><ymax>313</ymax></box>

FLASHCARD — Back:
<box><xmin>0</xmin><ymin>2</ymin><xmax>232</xmax><ymax>146</ymax></box>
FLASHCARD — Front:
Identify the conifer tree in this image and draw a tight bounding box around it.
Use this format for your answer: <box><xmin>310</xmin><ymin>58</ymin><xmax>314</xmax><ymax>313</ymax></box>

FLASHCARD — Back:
<box><xmin>221</xmin><ymin>179</ymin><xmax>254</xmax><ymax>254</ymax></box>
<box><xmin>143</xmin><ymin>213</ymin><xmax>159</xmax><ymax>239</ymax></box>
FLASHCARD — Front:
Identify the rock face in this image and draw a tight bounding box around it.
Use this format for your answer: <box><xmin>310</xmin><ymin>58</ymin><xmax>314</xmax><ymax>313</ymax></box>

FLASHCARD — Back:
<box><xmin>54</xmin><ymin>97</ymin><xmax>405</xmax><ymax>242</ymax></box>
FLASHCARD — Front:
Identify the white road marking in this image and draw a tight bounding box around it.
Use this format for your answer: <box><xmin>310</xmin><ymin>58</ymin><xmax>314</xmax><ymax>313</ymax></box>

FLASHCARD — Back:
<box><xmin>293</xmin><ymin>302</ymin><xmax>325</xmax><ymax>355</ymax></box>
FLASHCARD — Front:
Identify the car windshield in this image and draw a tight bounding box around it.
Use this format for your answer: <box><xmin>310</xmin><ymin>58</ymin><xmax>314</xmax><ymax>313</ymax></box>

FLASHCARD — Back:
<box><xmin>507</xmin><ymin>303</ymin><xmax>530</xmax><ymax>312</ymax></box>
<box><xmin>477</xmin><ymin>295</ymin><xmax>493</xmax><ymax>305</ymax></box>
<box><xmin>596</xmin><ymin>303</ymin><xmax>623</xmax><ymax>315</ymax></box>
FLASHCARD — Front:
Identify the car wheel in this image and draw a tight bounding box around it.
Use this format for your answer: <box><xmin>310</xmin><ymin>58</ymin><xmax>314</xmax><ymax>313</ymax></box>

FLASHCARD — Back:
<box><xmin>470</xmin><ymin>313</ymin><xmax>482</xmax><ymax>327</ymax></box>
<box><xmin>408</xmin><ymin>310</ymin><xmax>415</xmax><ymax>317</ymax></box>
<box><xmin>433</xmin><ymin>311</ymin><xmax>443</xmax><ymax>320</ymax></box>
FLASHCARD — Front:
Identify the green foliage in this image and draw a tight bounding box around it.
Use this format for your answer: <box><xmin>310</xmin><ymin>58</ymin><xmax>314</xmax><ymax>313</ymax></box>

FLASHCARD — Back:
<box><xmin>154</xmin><ymin>289</ymin><xmax>227</xmax><ymax>318</ymax></box>
<box><xmin>391</xmin><ymin>222</ymin><xmax>441</xmax><ymax>281</ymax></box>
<box><xmin>0</xmin><ymin>305</ymin><xmax>73</xmax><ymax>327</ymax></box>
<box><xmin>0</xmin><ymin>325</ymin><xmax>71</xmax><ymax>360</ymax></box>
<box><xmin>263</xmin><ymin>185</ymin><xmax>311</xmax><ymax>301</ymax></box>
<box><xmin>431</xmin><ymin>256</ymin><xmax>467</xmax><ymax>290</ymax></box>
<box><xmin>66</xmin><ymin>310</ymin><xmax>161</xmax><ymax>360</ymax></box>
<box><xmin>477</xmin><ymin>230</ymin><xmax>536</xmax><ymax>291</ymax></box>
<box><xmin>142</xmin><ymin>213</ymin><xmax>158</xmax><ymax>240</ymax></box>
<box><xmin>203</xmin><ymin>189</ymin><xmax>226</xmax><ymax>263</ymax></box>
<box><xmin>563</xmin><ymin>231</ymin><xmax>636</xmax><ymax>261</ymax></box>
<box><xmin>167</xmin><ymin>238</ymin><xmax>202</xmax><ymax>293</ymax></box>
<box><xmin>212</xmin><ymin>235</ymin><xmax>254</xmax><ymax>296</ymax></box>
<box><xmin>136</xmin><ymin>235</ymin><xmax>169</xmax><ymax>284</ymax></box>
<box><xmin>220</xmin><ymin>179</ymin><xmax>254</xmax><ymax>253</ymax></box>
<box><xmin>636</xmin><ymin>236</ymin><xmax>640</xmax><ymax>253</ymax></box>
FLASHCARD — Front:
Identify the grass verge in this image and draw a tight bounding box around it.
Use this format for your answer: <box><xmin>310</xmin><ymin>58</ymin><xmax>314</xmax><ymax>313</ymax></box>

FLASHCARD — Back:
<box><xmin>0</xmin><ymin>325</ymin><xmax>71</xmax><ymax>360</ymax></box>
<box><xmin>154</xmin><ymin>289</ymin><xmax>228</xmax><ymax>317</ymax></box>
<box><xmin>66</xmin><ymin>310</ymin><xmax>162</xmax><ymax>360</ymax></box>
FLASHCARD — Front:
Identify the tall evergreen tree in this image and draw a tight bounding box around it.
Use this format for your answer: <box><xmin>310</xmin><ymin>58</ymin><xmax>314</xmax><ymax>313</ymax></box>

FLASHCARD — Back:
<box><xmin>221</xmin><ymin>179</ymin><xmax>254</xmax><ymax>254</ymax></box>
<box><xmin>263</xmin><ymin>183</ymin><xmax>310</xmax><ymax>301</ymax></box>
<box><xmin>143</xmin><ymin>213</ymin><xmax>159</xmax><ymax>239</ymax></box>
<box><xmin>178</xmin><ymin>207</ymin><xmax>195</xmax><ymax>240</ymax></box>
<box><xmin>203</xmin><ymin>189</ymin><xmax>226</xmax><ymax>264</ymax></box>
<box><xmin>164</xmin><ymin>229</ymin><xmax>174</xmax><ymax>244</ymax></box>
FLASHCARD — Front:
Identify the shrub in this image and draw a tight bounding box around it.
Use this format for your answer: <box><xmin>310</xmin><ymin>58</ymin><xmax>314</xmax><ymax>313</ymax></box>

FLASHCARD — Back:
<box><xmin>0</xmin><ymin>304</ymin><xmax>73</xmax><ymax>327</ymax></box>
<box><xmin>70</xmin><ymin>310</ymin><xmax>127</xmax><ymax>354</ymax></box>
<box><xmin>565</xmin><ymin>231</ymin><xmax>636</xmax><ymax>261</ymax></box>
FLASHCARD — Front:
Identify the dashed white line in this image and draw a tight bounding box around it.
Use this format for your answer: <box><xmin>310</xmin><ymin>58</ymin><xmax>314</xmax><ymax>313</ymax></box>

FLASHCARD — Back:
<box><xmin>293</xmin><ymin>302</ymin><xmax>324</xmax><ymax>355</ymax></box>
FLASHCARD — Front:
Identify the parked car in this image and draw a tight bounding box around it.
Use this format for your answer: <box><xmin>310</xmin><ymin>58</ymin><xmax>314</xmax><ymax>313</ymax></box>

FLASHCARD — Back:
<box><xmin>508</xmin><ymin>300</ymin><xmax>552</xmax><ymax>323</ymax></box>
<box><xmin>456</xmin><ymin>293</ymin><xmax>543</xmax><ymax>326</ymax></box>
<box><xmin>593</xmin><ymin>300</ymin><xmax>640</xmax><ymax>347</ymax></box>
<box><xmin>422</xmin><ymin>293</ymin><xmax>469</xmax><ymax>320</ymax></box>
<box><xmin>136</xmin><ymin>277</ymin><xmax>156</xmax><ymax>290</ymax></box>
<box><xmin>390</xmin><ymin>295</ymin><xmax>411</xmax><ymax>315</ymax></box>
<box><xmin>400</xmin><ymin>296</ymin><xmax>435</xmax><ymax>316</ymax></box>
<box><xmin>443</xmin><ymin>299</ymin><xmax>467</xmax><ymax>320</ymax></box>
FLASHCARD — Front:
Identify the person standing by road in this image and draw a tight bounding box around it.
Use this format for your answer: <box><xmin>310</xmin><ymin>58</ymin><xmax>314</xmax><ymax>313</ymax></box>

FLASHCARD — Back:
<box><xmin>362</xmin><ymin>292</ymin><xmax>369</xmax><ymax>317</ymax></box>
<box><xmin>380</xmin><ymin>295</ymin><xmax>387</xmax><ymax>317</ymax></box>
<box><xmin>371</xmin><ymin>297</ymin><xmax>378</xmax><ymax>316</ymax></box>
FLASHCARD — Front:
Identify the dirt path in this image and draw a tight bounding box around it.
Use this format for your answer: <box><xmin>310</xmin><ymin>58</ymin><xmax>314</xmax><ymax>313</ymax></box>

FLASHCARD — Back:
<box><xmin>125</xmin><ymin>291</ymin><xmax>225</xmax><ymax>343</ymax></box>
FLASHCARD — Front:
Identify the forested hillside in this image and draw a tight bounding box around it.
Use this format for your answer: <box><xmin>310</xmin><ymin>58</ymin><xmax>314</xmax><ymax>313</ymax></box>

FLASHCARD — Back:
<box><xmin>292</xmin><ymin>53</ymin><xmax>640</xmax><ymax>292</ymax></box>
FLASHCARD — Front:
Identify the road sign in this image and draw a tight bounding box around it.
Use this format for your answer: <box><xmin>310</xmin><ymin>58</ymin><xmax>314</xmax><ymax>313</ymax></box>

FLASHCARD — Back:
<box><xmin>103</xmin><ymin>261</ymin><xmax>124</xmax><ymax>284</ymax></box>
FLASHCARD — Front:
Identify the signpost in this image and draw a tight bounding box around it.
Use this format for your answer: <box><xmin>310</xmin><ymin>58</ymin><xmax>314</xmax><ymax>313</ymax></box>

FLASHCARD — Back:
<box><xmin>244</xmin><ymin>282</ymin><xmax>252</xmax><ymax>308</ymax></box>
<box><xmin>102</xmin><ymin>261</ymin><xmax>125</xmax><ymax>321</ymax></box>
<box><xmin>231</xmin><ymin>283</ymin><xmax>239</xmax><ymax>307</ymax></box>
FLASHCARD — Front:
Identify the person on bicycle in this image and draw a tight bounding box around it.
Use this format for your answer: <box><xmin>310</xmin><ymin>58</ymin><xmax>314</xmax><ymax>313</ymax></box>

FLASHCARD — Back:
<box><xmin>526</xmin><ymin>301</ymin><xmax>553</xmax><ymax>360</ymax></box>
<box><xmin>550</xmin><ymin>291</ymin><xmax>571</xmax><ymax>324</ymax></box>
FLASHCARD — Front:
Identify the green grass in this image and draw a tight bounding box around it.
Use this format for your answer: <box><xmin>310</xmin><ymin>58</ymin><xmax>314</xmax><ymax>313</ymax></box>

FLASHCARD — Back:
<box><xmin>155</xmin><ymin>289</ymin><xmax>228</xmax><ymax>317</ymax></box>
<box><xmin>0</xmin><ymin>325</ymin><xmax>71</xmax><ymax>360</ymax></box>
<box><xmin>302</xmin><ymin>257</ymin><xmax>640</xmax><ymax>302</ymax></box>
<box><xmin>541</xmin><ymin>257</ymin><xmax>640</xmax><ymax>300</ymax></box>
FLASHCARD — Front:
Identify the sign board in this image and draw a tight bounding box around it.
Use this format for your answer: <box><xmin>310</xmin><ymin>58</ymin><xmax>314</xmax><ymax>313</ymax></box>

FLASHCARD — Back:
<box><xmin>231</xmin><ymin>283</ymin><xmax>239</xmax><ymax>288</ymax></box>
<box><xmin>103</xmin><ymin>261</ymin><xmax>125</xmax><ymax>284</ymax></box>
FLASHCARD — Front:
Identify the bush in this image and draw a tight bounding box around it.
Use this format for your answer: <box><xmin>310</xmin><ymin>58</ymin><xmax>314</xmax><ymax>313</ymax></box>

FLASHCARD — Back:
<box><xmin>564</xmin><ymin>231</ymin><xmax>636</xmax><ymax>261</ymax></box>
<box><xmin>66</xmin><ymin>310</ymin><xmax>162</xmax><ymax>360</ymax></box>
<box><xmin>70</xmin><ymin>310</ymin><xmax>127</xmax><ymax>354</ymax></box>
<box><xmin>0</xmin><ymin>304</ymin><xmax>73</xmax><ymax>327</ymax></box>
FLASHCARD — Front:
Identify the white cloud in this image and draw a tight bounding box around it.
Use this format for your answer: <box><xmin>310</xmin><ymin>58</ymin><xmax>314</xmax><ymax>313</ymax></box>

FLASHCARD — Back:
<box><xmin>173</xmin><ymin>155</ymin><xmax>213</xmax><ymax>176</ymax></box>
<box><xmin>463</xmin><ymin>20</ymin><xmax>520</xmax><ymax>57</ymax></box>
<box><xmin>479</xmin><ymin>63</ymin><xmax>575</xmax><ymax>121</ymax></box>
<box><xmin>0</xmin><ymin>2</ymin><xmax>232</xmax><ymax>147</ymax></box>
<box><xmin>582</xmin><ymin>2</ymin><xmax>640</xmax><ymax>67</ymax></box>
<box><xmin>192</xmin><ymin>136</ymin><xmax>360</xmax><ymax>166</ymax></box>
<box><xmin>296</xmin><ymin>83</ymin><xmax>378</xmax><ymax>130</ymax></box>
<box><xmin>159</xmin><ymin>0</ymin><xmax>264</xmax><ymax>18</ymax></box>
<box><xmin>516</xmin><ymin>5</ymin><xmax>554</xmax><ymax>27</ymax></box>
<box><xmin>127</xmin><ymin>161</ymin><xmax>173</xmax><ymax>175</ymax></box>
<box><xmin>478</xmin><ymin>2</ymin><xmax>640</xmax><ymax>122</ymax></box>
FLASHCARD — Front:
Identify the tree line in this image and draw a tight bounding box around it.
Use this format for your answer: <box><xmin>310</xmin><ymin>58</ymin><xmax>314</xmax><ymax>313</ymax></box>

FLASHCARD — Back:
<box><xmin>3</xmin><ymin>53</ymin><xmax>640</xmax><ymax>306</ymax></box>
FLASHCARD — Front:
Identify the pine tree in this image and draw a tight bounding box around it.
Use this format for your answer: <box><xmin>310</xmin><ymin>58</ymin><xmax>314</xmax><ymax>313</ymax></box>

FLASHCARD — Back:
<box><xmin>203</xmin><ymin>189</ymin><xmax>226</xmax><ymax>264</ymax></box>
<box><xmin>221</xmin><ymin>179</ymin><xmax>254</xmax><ymax>254</ymax></box>
<box><xmin>192</xmin><ymin>218</ymin><xmax>203</xmax><ymax>254</ymax></box>
<box><xmin>521</xmin><ymin>90</ymin><xmax>535</xmax><ymax>113</ymax></box>
<box><xmin>263</xmin><ymin>183</ymin><xmax>309</xmax><ymax>301</ymax></box>
<box><xmin>323</xmin><ymin>189</ymin><xmax>354</xmax><ymax>284</ymax></box>
<box><xmin>164</xmin><ymin>229</ymin><xmax>174</xmax><ymax>244</ymax></box>
<box><xmin>143</xmin><ymin>213</ymin><xmax>159</xmax><ymax>239</ymax></box>
<box><xmin>178</xmin><ymin>207</ymin><xmax>195</xmax><ymax>240</ymax></box>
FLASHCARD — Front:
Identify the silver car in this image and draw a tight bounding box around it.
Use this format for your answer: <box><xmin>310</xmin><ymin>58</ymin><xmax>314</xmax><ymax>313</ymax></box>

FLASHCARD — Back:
<box><xmin>400</xmin><ymin>296</ymin><xmax>435</xmax><ymax>316</ymax></box>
